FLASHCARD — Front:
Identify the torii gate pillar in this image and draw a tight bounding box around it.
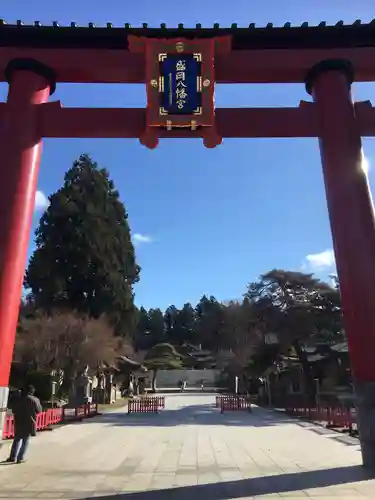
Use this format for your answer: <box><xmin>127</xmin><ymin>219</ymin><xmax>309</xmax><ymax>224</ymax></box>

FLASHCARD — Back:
<box><xmin>0</xmin><ymin>59</ymin><xmax>55</xmax><ymax>431</ymax></box>
<box><xmin>307</xmin><ymin>59</ymin><xmax>375</xmax><ymax>468</ymax></box>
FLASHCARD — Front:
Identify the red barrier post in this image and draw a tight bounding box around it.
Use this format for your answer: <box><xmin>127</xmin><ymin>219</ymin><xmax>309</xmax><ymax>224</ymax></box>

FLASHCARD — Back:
<box><xmin>2</xmin><ymin>415</ymin><xmax>14</xmax><ymax>439</ymax></box>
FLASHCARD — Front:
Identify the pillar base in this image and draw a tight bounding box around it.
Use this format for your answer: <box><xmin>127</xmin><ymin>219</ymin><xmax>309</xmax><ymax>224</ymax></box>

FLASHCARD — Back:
<box><xmin>355</xmin><ymin>381</ymin><xmax>375</xmax><ymax>470</ymax></box>
<box><xmin>0</xmin><ymin>386</ymin><xmax>9</xmax><ymax>445</ymax></box>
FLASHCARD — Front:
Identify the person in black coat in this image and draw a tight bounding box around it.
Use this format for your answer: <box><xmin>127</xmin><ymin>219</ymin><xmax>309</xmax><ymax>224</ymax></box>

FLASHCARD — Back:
<box><xmin>6</xmin><ymin>385</ymin><xmax>42</xmax><ymax>464</ymax></box>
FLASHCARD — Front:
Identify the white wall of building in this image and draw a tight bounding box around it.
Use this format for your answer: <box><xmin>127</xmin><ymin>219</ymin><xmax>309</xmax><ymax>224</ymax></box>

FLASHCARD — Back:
<box><xmin>146</xmin><ymin>369</ymin><xmax>221</xmax><ymax>388</ymax></box>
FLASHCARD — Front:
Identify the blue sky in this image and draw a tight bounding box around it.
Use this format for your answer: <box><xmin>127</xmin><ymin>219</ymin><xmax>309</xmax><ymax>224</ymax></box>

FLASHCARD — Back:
<box><xmin>1</xmin><ymin>0</ymin><xmax>375</xmax><ymax>310</ymax></box>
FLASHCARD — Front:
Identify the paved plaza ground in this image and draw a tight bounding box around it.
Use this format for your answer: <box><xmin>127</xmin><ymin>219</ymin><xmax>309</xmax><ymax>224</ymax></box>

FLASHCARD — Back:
<box><xmin>0</xmin><ymin>393</ymin><xmax>375</xmax><ymax>499</ymax></box>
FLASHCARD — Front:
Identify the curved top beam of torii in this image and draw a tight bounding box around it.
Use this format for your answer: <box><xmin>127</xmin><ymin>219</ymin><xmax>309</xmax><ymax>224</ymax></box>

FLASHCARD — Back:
<box><xmin>1</xmin><ymin>21</ymin><xmax>375</xmax><ymax>142</ymax></box>
<box><xmin>1</xmin><ymin>20</ymin><xmax>375</xmax><ymax>83</ymax></box>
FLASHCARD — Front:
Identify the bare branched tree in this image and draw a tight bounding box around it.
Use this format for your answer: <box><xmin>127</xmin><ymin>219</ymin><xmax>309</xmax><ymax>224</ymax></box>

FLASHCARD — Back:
<box><xmin>14</xmin><ymin>311</ymin><xmax>131</xmax><ymax>386</ymax></box>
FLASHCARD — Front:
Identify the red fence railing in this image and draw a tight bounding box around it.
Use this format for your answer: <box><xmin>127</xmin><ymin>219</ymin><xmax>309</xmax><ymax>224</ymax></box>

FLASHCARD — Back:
<box><xmin>285</xmin><ymin>405</ymin><xmax>357</xmax><ymax>431</ymax></box>
<box><xmin>216</xmin><ymin>395</ymin><xmax>238</xmax><ymax>408</ymax></box>
<box><xmin>152</xmin><ymin>396</ymin><xmax>165</xmax><ymax>409</ymax></box>
<box><xmin>2</xmin><ymin>403</ymin><xmax>99</xmax><ymax>439</ymax></box>
<box><xmin>219</xmin><ymin>395</ymin><xmax>252</xmax><ymax>413</ymax></box>
<box><xmin>128</xmin><ymin>397</ymin><xmax>162</xmax><ymax>414</ymax></box>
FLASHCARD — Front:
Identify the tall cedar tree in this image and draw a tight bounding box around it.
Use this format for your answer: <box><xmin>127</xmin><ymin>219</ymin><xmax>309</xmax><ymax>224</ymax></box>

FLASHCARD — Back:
<box><xmin>25</xmin><ymin>154</ymin><xmax>140</xmax><ymax>335</ymax></box>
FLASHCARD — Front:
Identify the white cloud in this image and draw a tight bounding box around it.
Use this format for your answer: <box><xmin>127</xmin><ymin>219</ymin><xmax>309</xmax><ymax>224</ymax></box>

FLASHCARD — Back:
<box><xmin>34</xmin><ymin>190</ymin><xmax>49</xmax><ymax>212</ymax></box>
<box><xmin>304</xmin><ymin>249</ymin><xmax>335</xmax><ymax>271</ymax></box>
<box><xmin>133</xmin><ymin>233</ymin><xmax>153</xmax><ymax>245</ymax></box>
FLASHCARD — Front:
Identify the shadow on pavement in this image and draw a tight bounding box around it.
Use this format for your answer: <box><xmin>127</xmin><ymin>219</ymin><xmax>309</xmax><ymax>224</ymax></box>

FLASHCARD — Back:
<box><xmin>83</xmin><ymin>404</ymin><xmax>293</xmax><ymax>428</ymax></box>
<box><xmin>81</xmin><ymin>465</ymin><xmax>374</xmax><ymax>500</ymax></box>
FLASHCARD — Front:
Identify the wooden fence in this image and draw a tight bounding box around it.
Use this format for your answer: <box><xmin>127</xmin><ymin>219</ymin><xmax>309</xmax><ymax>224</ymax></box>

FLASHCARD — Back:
<box><xmin>2</xmin><ymin>403</ymin><xmax>99</xmax><ymax>439</ymax></box>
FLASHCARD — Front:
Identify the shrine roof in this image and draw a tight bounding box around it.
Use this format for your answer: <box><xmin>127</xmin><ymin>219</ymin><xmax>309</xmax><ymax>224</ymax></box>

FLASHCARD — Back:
<box><xmin>1</xmin><ymin>20</ymin><xmax>375</xmax><ymax>50</ymax></box>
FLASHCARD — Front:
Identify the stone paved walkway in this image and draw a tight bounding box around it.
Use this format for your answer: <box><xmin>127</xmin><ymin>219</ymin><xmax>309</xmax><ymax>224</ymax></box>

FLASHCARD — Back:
<box><xmin>0</xmin><ymin>393</ymin><xmax>374</xmax><ymax>499</ymax></box>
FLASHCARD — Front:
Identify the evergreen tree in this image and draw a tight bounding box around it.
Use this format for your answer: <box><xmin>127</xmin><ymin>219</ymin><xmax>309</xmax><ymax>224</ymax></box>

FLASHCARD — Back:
<box><xmin>133</xmin><ymin>307</ymin><xmax>150</xmax><ymax>350</ymax></box>
<box><xmin>174</xmin><ymin>303</ymin><xmax>197</xmax><ymax>345</ymax></box>
<box><xmin>164</xmin><ymin>305</ymin><xmax>179</xmax><ymax>341</ymax></box>
<box><xmin>25</xmin><ymin>154</ymin><xmax>139</xmax><ymax>335</ymax></box>
<box><xmin>144</xmin><ymin>343</ymin><xmax>182</xmax><ymax>391</ymax></box>
<box><xmin>195</xmin><ymin>295</ymin><xmax>224</xmax><ymax>351</ymax></box>
<box><xmin>244</xmin><ymin>269</ymin><xmax>338</xmax><ymax>403</ymax></box>
<box><xmin>148</xmin><ymin>308</ymin><xmax>166</xmax><ymax>345</ymax></box>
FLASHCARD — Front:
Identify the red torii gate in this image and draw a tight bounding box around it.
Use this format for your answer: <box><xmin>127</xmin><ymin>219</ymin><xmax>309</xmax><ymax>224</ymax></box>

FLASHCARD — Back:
<box><xmin>0</xmin><ymin>20</ymin><xmax>375</xmax><ymax>467</ymax></box>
